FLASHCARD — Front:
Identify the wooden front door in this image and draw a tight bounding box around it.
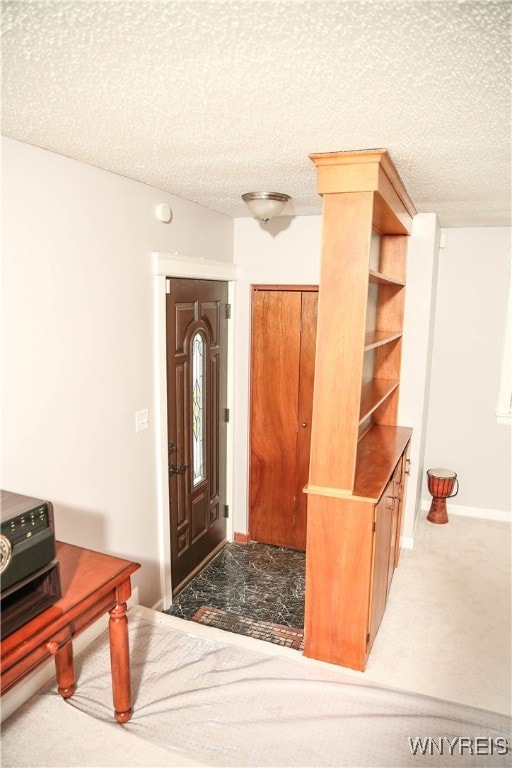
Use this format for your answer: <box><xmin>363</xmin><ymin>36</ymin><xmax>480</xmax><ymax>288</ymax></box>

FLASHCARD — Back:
<box><xmin>166</xmin><ymin>278</ymin><xmax>228</xmax><ymax>594</ymax></box>
<box><xmin>249</xmin><ymin>287</ymin><xmax>318</xmax><ymax>550</ymax></box>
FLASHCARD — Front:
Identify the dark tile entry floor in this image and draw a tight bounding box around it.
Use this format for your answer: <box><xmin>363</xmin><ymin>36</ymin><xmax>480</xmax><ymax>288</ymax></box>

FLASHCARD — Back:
<box><xmin>165</xmin><ymin>542</ymin><xmax>306</xmax><ymax>629</ymax></box>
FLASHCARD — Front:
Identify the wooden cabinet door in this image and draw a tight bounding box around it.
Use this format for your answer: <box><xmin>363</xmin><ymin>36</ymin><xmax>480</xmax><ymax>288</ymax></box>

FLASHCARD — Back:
<box><xmin>387</xmin><ymin>461</ymin><xmax>402</xmax><ymax>590</ymax></box>
<box><xmin>249</xmin><ymin>288</ymin><xmax>317</xmax><ymax>550</ymax></box>
<box><xmin>368</xmin><ymin>480</ymin><xmax>394</xmax><ymax>650</ymax></box>
<box><xmin>393</xmin><ymin>445</ymin><xmax>410</xmax><ymax>568</ymax></box>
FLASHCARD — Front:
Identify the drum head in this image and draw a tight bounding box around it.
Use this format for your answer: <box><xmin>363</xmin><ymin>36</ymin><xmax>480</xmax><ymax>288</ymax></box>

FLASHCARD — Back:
<box><xmin>427</xmin><ymin>468</ymin><xmax>456</xmax><ymax>479</ymax></box>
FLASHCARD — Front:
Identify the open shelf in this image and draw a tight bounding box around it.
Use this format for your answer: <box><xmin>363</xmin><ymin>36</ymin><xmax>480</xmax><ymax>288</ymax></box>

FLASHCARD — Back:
<box><xmin>368</xmin><ymin>269</ymin><xmax>405</xmax><ymax>287</ymax></box>
<box><xmin>364</xmin><ymin>331</ymin><xmax>402</xmax><ymax>351</ymax></box>
<box><xmin>359</xmin><ymin>378</ymin><xmax>399</xmax><ymax>424</ymax></box>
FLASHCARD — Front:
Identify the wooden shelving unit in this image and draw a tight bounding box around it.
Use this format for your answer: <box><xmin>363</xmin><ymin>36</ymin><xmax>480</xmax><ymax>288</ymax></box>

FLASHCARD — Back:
<box><xmin>304</xmin><ymin>149</ymin><xmax>416</xmax><ymax>671</ymax></box>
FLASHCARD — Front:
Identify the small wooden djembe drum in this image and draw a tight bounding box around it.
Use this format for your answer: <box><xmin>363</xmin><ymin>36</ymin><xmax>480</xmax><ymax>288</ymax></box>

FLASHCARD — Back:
<box><xmin>426</xmin><ymin>468</ymin><xmax>459</xmax><ymax>524</ymax></box>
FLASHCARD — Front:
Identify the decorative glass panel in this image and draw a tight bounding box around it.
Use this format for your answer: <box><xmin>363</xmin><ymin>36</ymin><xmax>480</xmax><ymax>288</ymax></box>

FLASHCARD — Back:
<box><xmin>192</xmin><ymin>332</ymin><xmax>206</xmax><ymax>486</ymax></box>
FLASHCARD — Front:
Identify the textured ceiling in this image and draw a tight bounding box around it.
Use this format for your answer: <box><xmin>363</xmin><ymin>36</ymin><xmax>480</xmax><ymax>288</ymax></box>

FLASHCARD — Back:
<box><xmin>2</xmin><ymin>0</ymin><xmax>510</xmax><ymax>226</ymax></box>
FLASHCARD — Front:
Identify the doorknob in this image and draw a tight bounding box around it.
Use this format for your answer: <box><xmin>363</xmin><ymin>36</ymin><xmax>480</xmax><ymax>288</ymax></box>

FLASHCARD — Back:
<box><xmin>301</xmin><ymin>422</ymin><xmax>308</xmax><ymax>428</ymax></box>
<box><xmin>169</xmin><ymin>463</ymin><xmax>188</xmax><ymax>476</ymax></box>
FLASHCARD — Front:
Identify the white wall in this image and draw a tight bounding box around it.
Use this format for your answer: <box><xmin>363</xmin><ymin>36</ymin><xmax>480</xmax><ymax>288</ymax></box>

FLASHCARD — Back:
<box><xmin>1</xmin><ymin>138</ymin><xmax>233</xmax><ymax>607</ymax></box>
<box><xmin>422</xmin><ymin>227</ymin><xmax>511</xmax><ymax>520</ymax></box>
<box><xmin>398</xmin><ymin>213</ymin><xmax>440</xmax><ymax>543</ymax></box>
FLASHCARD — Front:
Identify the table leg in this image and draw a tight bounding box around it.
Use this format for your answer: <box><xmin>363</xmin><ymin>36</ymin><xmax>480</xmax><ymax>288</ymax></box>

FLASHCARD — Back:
<box><xmin>109</xmin><ymin>601</ymin><xmax>132</xmax><ymax>723</ymax></box>
<box><xmin>54</xmin><ymin>642</ymin><xmax>77</xmax><ymax>699</ymax></box>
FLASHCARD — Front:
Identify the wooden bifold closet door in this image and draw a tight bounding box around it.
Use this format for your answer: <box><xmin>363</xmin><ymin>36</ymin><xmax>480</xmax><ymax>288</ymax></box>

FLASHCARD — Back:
<box><xmin>249</xmin><ymin>286</ymin><xmax>318</xmax><ymax>550</ymax></box>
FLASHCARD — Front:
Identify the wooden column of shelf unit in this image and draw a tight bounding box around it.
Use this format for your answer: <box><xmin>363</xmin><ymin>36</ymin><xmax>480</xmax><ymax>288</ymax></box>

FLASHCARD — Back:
<box><xmin>304</xmin><ymin>149</ymin><xmax>416</xmax><ymax>671</ymax></box>
<box><xmin>304</xmin><ymin>425</ymin><xmax>412</xmax><ymax>669</ymax></box>
<box><xmin>304</xmin><ymin>493</ymin><xmax>374</xmax><ymax>670</ymax></box>
<box><xmin>308</xmin><ymin>191</ymin><xmax>373</xmax><ymax>495</ymax></box>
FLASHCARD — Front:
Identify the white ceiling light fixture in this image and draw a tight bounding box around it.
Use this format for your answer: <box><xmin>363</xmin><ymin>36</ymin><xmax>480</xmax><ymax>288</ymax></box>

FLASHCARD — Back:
<box><xmin>242</xmin><ymin>192</ymin><xmax>291</xmax><ymax>222</ymax></box>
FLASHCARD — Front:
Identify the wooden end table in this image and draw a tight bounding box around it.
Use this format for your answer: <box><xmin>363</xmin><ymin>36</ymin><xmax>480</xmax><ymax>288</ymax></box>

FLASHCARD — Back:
<box><xmin>1</xmin><ymin>541</ymin><xmax>140</xmax><ymax>723</ymax></box>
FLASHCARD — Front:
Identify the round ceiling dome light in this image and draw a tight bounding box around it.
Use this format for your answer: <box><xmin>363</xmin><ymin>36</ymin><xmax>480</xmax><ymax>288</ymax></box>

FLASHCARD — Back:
<box><xmin>242</xmin><ymin>192</ymin><xmax>291</xmax><ymax>222</ymax></box>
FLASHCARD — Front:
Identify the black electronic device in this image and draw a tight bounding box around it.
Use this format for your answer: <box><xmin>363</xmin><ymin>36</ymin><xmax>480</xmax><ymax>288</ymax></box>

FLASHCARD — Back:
<box><xmin>0</xmin><ymin>490</ymin><xmax>61</xmax><ymax>638</ymax></box>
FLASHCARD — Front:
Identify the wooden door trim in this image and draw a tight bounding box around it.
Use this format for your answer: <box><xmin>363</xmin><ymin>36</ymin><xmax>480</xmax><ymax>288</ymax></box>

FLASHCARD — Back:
<box><xmin>252</xmin><ymin>284</ymin><xmax>319</xmax><ymax>292</ymax></box>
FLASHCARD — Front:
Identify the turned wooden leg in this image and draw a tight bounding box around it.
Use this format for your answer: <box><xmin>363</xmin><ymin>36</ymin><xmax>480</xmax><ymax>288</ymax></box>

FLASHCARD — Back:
<box><xmin>52</xmin><ymin>641</ymin><xmax>77</xmax><ymax>699</ymax></box>
<box><xmin>109</xmin><ymin>600</ymin><xmax>132</xmax><ymax>723</ymax></box>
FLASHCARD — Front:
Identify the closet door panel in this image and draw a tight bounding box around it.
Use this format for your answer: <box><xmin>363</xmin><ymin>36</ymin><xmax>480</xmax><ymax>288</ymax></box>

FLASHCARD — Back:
<box><xmin>293</xmin><ymin>291</ymin><xmax>318</xmax><ymax>550</ymax></box>
<box><xmin>249</xmin><ymin>290</ymin><xmax>302</xmax><ymax>546</ymax></box>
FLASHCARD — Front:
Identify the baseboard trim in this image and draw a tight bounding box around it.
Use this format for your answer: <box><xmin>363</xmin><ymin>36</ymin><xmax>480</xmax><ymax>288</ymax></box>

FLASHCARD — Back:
<box><xmin>421</xmin><ymin>500</ymin><xmax>511</xmax><ymax>523</ymax></box>
<box><xmin>234</xmin><ymin>532</ymin><xmax>250</xmax><ymax>544</ymax></box>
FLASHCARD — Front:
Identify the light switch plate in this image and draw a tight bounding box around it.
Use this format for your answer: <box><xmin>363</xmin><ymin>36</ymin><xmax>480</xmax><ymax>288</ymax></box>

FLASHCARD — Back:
<box><xmin>135</xmin><ymin>409</ymin><xmax>149</xmax><ymax>433</ymax></box>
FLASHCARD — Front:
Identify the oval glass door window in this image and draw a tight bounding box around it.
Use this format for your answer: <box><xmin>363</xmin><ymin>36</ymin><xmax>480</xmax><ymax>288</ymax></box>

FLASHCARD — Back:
<box><xmin>192</xmin><ymin>331</ymin><xmax>206</xmax><ymax>486</ymax></box>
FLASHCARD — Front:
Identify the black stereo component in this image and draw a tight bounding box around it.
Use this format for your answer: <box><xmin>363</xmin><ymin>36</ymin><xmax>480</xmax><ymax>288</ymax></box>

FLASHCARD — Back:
<box><xmin>1</xmin><ymin>491</ymin><xmax>56</xmax><ymax>591</ymax></box>
<box><xmin>1</xmin><ymin>490</ymin><xmax>61</xmax><ymax>638</ymax></box>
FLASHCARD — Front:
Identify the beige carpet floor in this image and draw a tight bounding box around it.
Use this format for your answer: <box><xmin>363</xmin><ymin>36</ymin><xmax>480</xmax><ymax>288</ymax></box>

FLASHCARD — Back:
<box><xmin>360</xmin><ymin>514</ymin><xmax>511</xmax><ymax>715</ymax></box>
<box><xmin>1</xmin><ymin>513</ymin><xmax>511</xmax><ymax>768</ymax></box>
<box><xmin>2</xmin><ymin>605</ymin><xmax>510</xmax><ymax>767</ymax></box>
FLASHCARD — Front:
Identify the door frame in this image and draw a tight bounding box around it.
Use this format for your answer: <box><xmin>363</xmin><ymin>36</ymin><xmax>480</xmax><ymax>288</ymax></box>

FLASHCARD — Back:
<box><xmin>152</xmin><ymin>252</ymin><xmax>237</xmax><ymax>609</ymax></box>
